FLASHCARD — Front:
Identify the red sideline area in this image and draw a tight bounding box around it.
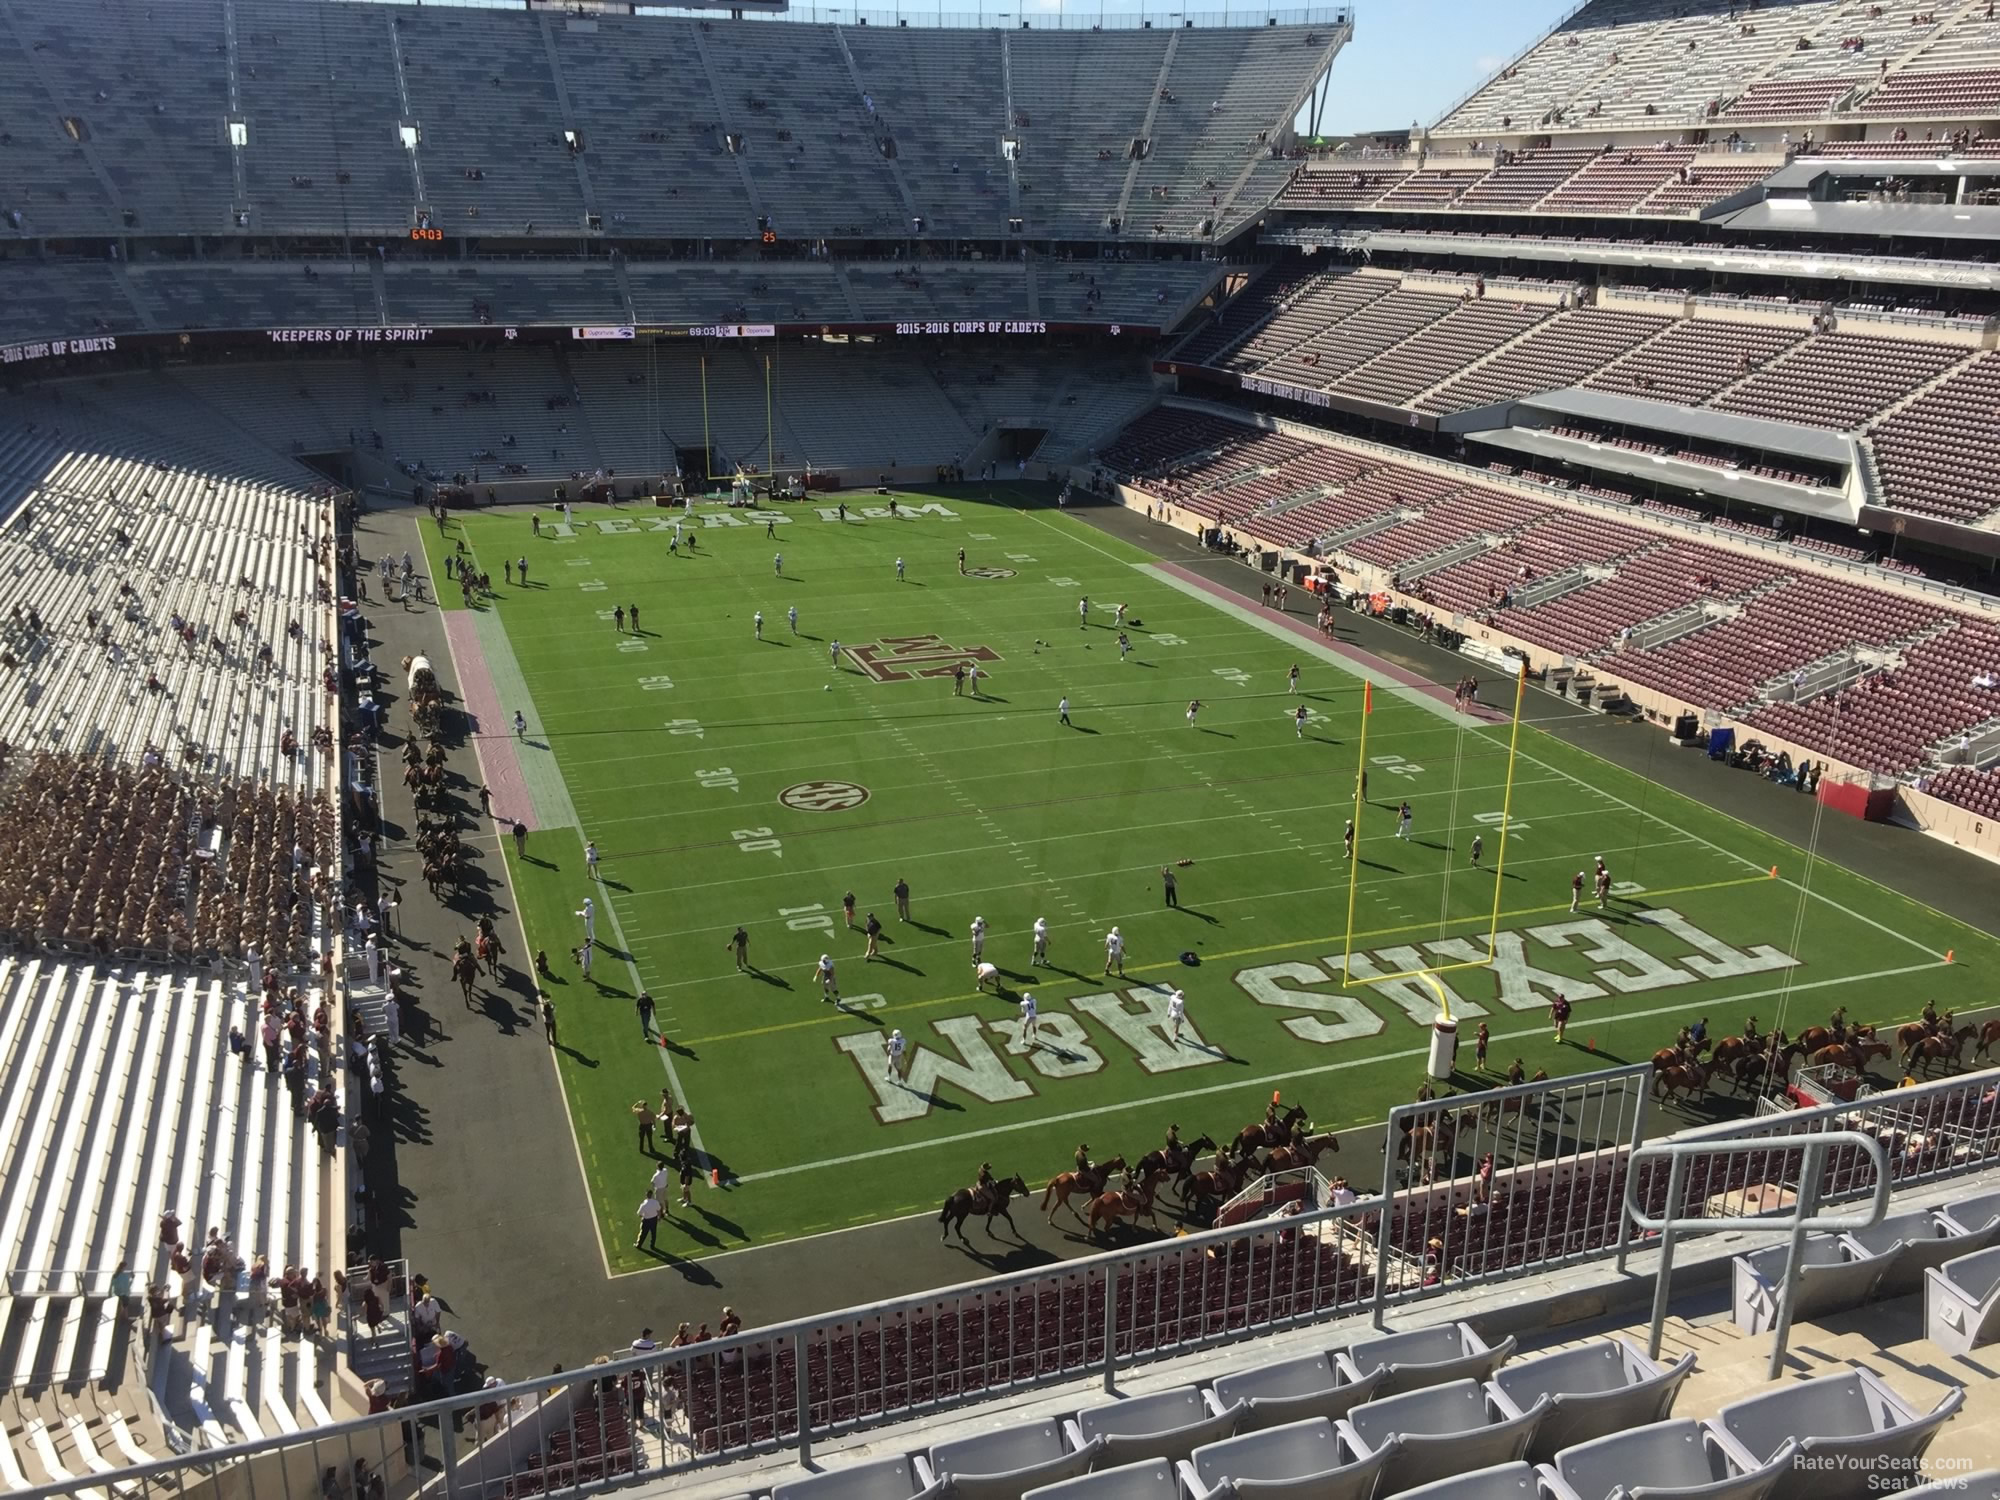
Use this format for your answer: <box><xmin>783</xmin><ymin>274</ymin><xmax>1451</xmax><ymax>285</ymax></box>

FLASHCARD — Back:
<box><xmin>443</xmin><ymin>611</ymin><xmax>538</xmax><ymax>831</ymax></box>
<box><xmin>1155</xmin><ymin>561</ymin><xmax>1511</xmax><ymax>724</ymax></box>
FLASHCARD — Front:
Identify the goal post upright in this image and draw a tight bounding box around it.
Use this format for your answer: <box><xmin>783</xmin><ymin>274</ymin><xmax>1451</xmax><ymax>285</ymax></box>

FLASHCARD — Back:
<box><xmin>1482</xmin><ymin>658</ymin><xmax>1531</xmax><ymax>960</ymax></box>
<box><xmin>1340</xmin><ymin>680</ymin><xmax>1373</xmax><ymax>988</ymax></box>
<box><xmin>1339</xmin><ymin>659</ymin><xmax>1532</xmax><ymax>989</ymax></box>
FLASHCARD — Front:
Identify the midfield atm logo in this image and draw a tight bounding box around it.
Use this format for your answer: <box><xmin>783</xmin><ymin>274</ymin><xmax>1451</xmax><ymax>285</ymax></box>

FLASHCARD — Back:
<box><xmin>848</xmin><ymin>634</ymin><xmax>1002</xmax><ymax>684</ymax></box>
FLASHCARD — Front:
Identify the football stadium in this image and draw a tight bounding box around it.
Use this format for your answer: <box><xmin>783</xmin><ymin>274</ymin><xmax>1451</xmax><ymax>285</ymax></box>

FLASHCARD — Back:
<box><xmin>5</xmin><ymin>0</ymin><xmax>2000</xmax><ymax>1497</ymax></box>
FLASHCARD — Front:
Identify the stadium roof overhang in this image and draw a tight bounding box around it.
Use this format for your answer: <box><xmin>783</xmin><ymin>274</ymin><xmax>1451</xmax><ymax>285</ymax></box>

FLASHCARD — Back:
<box><xmin>1263</xmin><ymin>226</ymin><xmax>2000</xmax><ymax>292</ymax></box>
<box><xmin>1445</xmin><ymin>388</ymin><xmax>1862</xmax><ymax>525</ymax></box>
<box><xmin>1761</xmin><ymin>157</ymin><xmax>2000</xmax><ymax>190</ymax></box>
<box><xmin>1498</xmin><ymin>389</ymin><xmax>1855</xmax><ymax>466</ymax></box>
<box><xmin>1715</xmin><ymin>198</ymin><xmax>2000</xmax><ymax>240</ymax></box>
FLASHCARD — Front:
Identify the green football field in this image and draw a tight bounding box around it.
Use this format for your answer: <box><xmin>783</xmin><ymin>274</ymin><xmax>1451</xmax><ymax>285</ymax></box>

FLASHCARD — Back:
<box><xmin>419</xmin><ymin>486</ymin><xmax>1994</xmax><ymax>1273</ymax></box>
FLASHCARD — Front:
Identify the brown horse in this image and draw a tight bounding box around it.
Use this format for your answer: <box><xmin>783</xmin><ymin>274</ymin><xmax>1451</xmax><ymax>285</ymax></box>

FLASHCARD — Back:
<box><xmin>1042</xmin><ymin>1155</ymin><xmax>1127</xmax><ymax>1223</ymax></box>
<box><xmin>1264</xmin><ymin>1133</ymin><xmax>1341</xmax><ymax>1174</ymax></box>
<box><xmin>1137</xmin><ymin>1134</ymin><xmax>1215</xmax><ymax>1198</ymax></box>
<box><xmin>1905</xmin><ymin>1026</ymin><xmax>1976</xmax><ymax>1077</ymax></box>
<box><xmin>1653</xmin><ymin>1060</ymin><xmax>1708</xmax><ymax>1104</ymax></box>
<box><xmin>451</xmin><ymin>951</ymin><xmax>479</xmax><ymax>1004</ymax></box>
<box><xmin>1805</xmin><ymin>1042</ymin><xmax>1887</xmax><ymax>1073</ymax></box>
<box><xmin>475</xmin><ymin>931</ymin><xmax>503</xmax><ymax>977</ymax></box>
<box><xmin>1184</xmin><ymin>1151</ymin><xmax>1248</xmax><ymax>1207</ymax></box>
<box><xmin>1485</xmin><ymin>1070</ymin><xmax>1550</xmax><ymax>1123</ymax></box>
<box><xmin>1727</xmin><ymin>1052</ymin><xmax>1770</xmax><ymax>1095</ymax></box>
<box><xmin>1236</xmin><ymin>1104</ymin><xmax>1309</xmax><ymax>1156</ymax></box>
<box><xmin>1795</xmin><ymin>1023</ymin><xmax>1877</xmax><ymax>1055</ymax></box>
<box><xmin>1709</xmin><ymin>1036</ymin><xmax>1754</xmax><ymax>1070</ymax></box>
<box><xmin>939</xmin><ymin>1174</ymin><xmax>1030</xmax><ymax>1242</ymax></box>
<box><xmin>1977</xmin><ymin>1019</ymin><xmax>2000</xmax><ymax>1062</ymax></box>
<box><xmin>1087</xmin><ymin>1172</ymin><xmax>1165</xmax><ymax>1238</ymax></box>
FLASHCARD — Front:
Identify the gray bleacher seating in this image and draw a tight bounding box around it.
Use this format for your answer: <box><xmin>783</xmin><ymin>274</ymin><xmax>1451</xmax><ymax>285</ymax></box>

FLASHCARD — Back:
<box><xmin>1339</xmin><ymin>1380</ymin><xmax>1546</xmax><ymax>1496</ymax></box>
<box><xmin>1707</xmin><ymin>1367</ymin><xmax>1964</xmax><ymax>1500</ymax></box>
<box><xmin>1064</xmin><ymin>1385</ymin><xmax>1241</xmax><ymax>1464</ymax></box>
<box><xmin>1939</xmin><ymin>1190</ymin><xmax>2000</xmax><ymax>1237</ymax></box>
<box><xmin>1394</xmin><ymin>1463</ymin><xmax>1541</xmax><ymax>1500</ymax></box>
<box><xmin>1023</xmin><ymin>1459</ymin><xmax>1177</xmax><ymax>1500</ymax></box>
<box><xmin>1208</xmin><ymin>1351</ymin><xmax>1386</xmax><ymax>1431</ymax></box>
<box><xmin>1338</xmin><ymin>1323</ymin><xmax>1514</xmax><ymax>1397</ymax></box>
<box><xmin>1841</xmin><ymin>1207</ymin><xmax>2000</xmax><ymax>1299</ymax></box>
<box><xmin>918</xmin><ymin>1423</ymin><xmax>1103</xmax><ymax>1500</ymax></box>
<box><xmin>1923</xmin><ymin>1243</ymin><xmax>2000</xmax><ymax>1356</ymax></box>
<box><xmin>1487</xmin><ymin>1338</ymin><xmax>1694</xmax><ymax>1462</ymax></box>
<box><xmin>771</xmin><ymin>1454</ymin><xmax>939</xmax><ymax>1500</ymax></box>
<box><xmin>1731</xmin><ymin>1237</ymin><xmax>1888</xmax><ymax>1336</ymax></box>
<box><xmin>1177</xmin><ymin>1416</ymin><xmax>1388</xmax><ymax>1500</ymax></box>
<box><xmin>1541</xmin><ymin>1418</ymin><xmax>1788</xmax><ymax>1500</ymax></box>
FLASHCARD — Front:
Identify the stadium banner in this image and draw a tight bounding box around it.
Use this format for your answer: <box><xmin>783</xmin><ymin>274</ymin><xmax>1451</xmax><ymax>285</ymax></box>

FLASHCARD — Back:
<box><xmin>0</xmin><ymin>334</ymin><xmax>119</xmax><ymax>366</ymax></box>
<box><xmin>0</xmin><ymin>319</ymin><xmax>1156</xmax><ymax>371</ymax></box>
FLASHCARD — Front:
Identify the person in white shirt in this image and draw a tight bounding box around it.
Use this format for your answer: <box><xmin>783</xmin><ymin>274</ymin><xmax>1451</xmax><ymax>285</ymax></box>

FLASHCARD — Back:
<box><xmin>754</xmin><ymin>610</ymin><xmax>763</xmax><ymax>640</ymax></box>
<box><xmin>1058</xmin><ymin>696</ymin><xmax>1071</xmax><ymax>728</ymax></box>
<box><xmin>1031</xmin><ymin>917</ymin><xmax>1048</xmax><ymax>966</ymax></box>
<box><xmin>585</xmin><ymin>841</ymin><xmax>600</xmax><ymax>879</ymax></box>
<box><xmin>1331</xmin><ymin>1177</ymin><xmax>1357</xmax><ymax>1207</ymax></box>
<box><xmin>1104</xmin><ymin>925</ymin><xmax>1125</xmax><ymax>977</ymax></box>
<box><xmin>575</xmin><ymin>939</ymin><xmax>593</xmax><ymax>978</ymax></box>
<box><xmin>895</xmin><ymin>557</ymin><xmax>906</xmax><ymax>581</ymax></box>
<box><xmin>1167</xmin><ymin>988</ymin><xmax>1187</xmax><ymax>1044</ymax></box>
<box><xmin>1078</xmin><ymin>596</ymin><xmax>1089</xmax><ymax>630</ymax></box>
<box><xmin>817</xmin><ymin>953</ymin><xmax>839</xmax><ymax>1002</ymax></box>
<box><xmin>975</xmin><ymin>960</ymin><xmax>1001</xmax><ymax>992</ymax></box>
<box><xmin>970</xmin><ymin>916</ymin><xmax>987</xmax><ymax>961</ymax></box>
<box><xmin>1019</xmin><ymin>992</ymin><xmax>1039</xmax><ymax>1044</ymax></box>
<box><xmin>774</xmin><ymin>552</ymin><xmax>783</xmax><ymax>577</ymax></box>
<box><xmin>579</xmin><ymin>896</ymin><xmax>596</xmax><ymax>943</ymax></box>
<box><xmin>633</xmin><ymin>1190</ymin><xmax>663</xmax><ymax>1250</ymax></box>
<box><xmin>649</xmin><ymin>1161</ymin><xmax>674</xmax><ymax>1202</ymax></box>
<box><xmin>830</xmin><ymin>639</ymin><xmax>842</xmax><ymax>670</ymax></box>
<box><xmin>884</xmin><ymin>1028</ymin><xmax>907</xmax><ymax>1079</ymax></box>
<box><xmin>788</xmin><ymin>604</ymin><xmax>799</xmax><ymax>634</ymax></box>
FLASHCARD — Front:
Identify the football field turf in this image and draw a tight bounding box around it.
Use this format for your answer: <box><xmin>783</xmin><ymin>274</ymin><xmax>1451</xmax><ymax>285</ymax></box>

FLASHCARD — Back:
<box><xmin>420</xmin><ymin>487</ymin><xmax>1995</xmax><ymax>1273</ymax></box>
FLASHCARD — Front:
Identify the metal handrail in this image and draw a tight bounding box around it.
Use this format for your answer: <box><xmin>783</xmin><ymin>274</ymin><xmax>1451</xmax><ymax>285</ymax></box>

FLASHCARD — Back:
<box><xmin>1626</xmin><ymin>1131</ymin><xmax>1889</xmax><ymax>1378</ymax></box>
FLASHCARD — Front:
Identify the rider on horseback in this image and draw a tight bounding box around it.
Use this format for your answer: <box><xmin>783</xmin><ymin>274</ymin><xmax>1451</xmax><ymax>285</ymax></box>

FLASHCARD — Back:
<box><xmin>1743</xmin><ymin>1014</ymin><xmax>1761</xmax><ymax>1044</ymax></box>
<box><xmin>1830</xmin><ymin>1006</ymin><xmax>1848</xmax><ymax>1043</ymax></box>
<box><xmin>1074</xmin><ymin>1144</ymin><xmax>1091</xmax><ymax>1177</ymax></box>
<box><xmin>1165</xmin><ymin>1123</ymin><xmax>1181</xmax><ymax>1153</ymax></box>
<box><xmin>974</xmin><ymin>1162</ymin><xmax>993</xmax><ymax>1195</ymax></box>
<box><xmin>1922</xmin><ymin>999</ymin><xmax>1939</xmax><ymax>1031</ymax></box>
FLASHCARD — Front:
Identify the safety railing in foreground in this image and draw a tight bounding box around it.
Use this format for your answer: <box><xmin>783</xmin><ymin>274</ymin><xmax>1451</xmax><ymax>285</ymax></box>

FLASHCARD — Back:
<box><xmin>1373</xmin><ymin>1062</ymin><xmax>1652</xmax><ymax>1326</ymax></box>
<box><xmin>1630</xmin><ymin>1064</ymin><xmax>2000</xmax><ymax>1227</ymax></box>
<box><xmin>12</xmin><ymin>1067</ymin><xmax>2000</xmax><ymax>1500</ymax></box>
<box><xmin>1627</xmin><ymin>1131</ymin><xmax>1890</xmax><ymax>1379</ymax></box>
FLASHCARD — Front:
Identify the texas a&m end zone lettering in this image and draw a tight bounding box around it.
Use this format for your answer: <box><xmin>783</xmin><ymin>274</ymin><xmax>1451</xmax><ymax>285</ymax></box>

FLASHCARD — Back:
<box><xmin>848</xmin><ymin>635</ymin><xmax>1001</xmax><ymax>684</ymax></box>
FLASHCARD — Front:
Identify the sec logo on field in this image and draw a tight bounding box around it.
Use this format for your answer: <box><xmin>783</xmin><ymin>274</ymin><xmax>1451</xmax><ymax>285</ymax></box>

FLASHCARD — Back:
<box><xmin>778</xmin><ymin>780</ymin><xmax>871</xmax><ymax>813</ymax></box>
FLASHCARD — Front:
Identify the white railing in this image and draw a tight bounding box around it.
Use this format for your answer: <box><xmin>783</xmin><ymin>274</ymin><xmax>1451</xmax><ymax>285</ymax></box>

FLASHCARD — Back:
<box><xmin>8</xmin><ymin>1064</ymin><xmax>1994</xmax><ymax>1500</ymax></box>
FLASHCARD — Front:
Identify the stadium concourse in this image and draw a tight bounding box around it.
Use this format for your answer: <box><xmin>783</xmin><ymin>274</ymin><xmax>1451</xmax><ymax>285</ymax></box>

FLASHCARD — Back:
<box><xmin>10</xmin><ymin>0</ymin><xmax>2000</xmax><ymax>1493</ymax></box>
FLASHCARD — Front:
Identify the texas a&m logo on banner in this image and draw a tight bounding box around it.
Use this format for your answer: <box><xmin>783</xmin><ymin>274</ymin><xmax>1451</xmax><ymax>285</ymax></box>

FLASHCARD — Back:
<box><xmin>848</xmin><ymin>635</ymin><xmax>1001</xmax><ymax>684</ymax></box>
